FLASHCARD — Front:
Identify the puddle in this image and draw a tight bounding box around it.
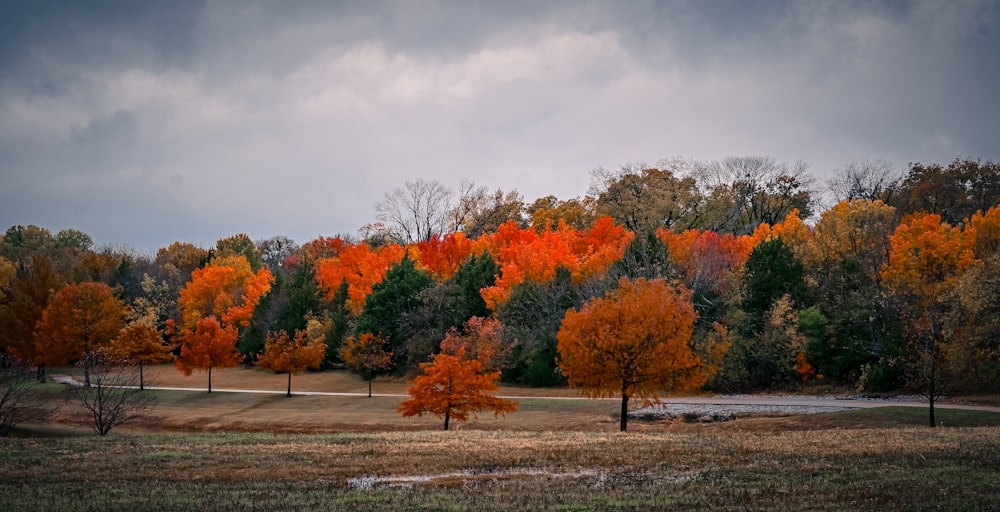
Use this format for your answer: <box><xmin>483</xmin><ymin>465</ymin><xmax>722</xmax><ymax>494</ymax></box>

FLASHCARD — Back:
<box><xmin>347</xmin><ymin>468</ymin><xmax>697</xmax><ymax>490</ymax></box>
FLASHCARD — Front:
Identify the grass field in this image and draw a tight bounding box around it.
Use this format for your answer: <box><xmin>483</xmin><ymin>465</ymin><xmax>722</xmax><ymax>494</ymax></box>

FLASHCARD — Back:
<box><xmin>4</xmin><ymin>365</ymin><xmax>999</xmax><ymax>511</ymax></box>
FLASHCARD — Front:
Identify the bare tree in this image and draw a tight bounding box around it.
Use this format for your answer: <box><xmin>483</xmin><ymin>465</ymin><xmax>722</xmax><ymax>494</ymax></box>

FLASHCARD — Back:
<box><xmin>452</xmin><ymin>183</ymin><xmax>526</xmax><ymax>238</ymax></box>
<box><xmin>696</xmin><ymin>156</ymin><xmax>816</xmax><ymax>234</ymax></box>
<box><xmin>69</xmin><ymin>348</ymin><xmax>154</xmax><ymax>436</ymax></box>
<box><xmin>828</xmin><ymin>159</ymin><xmax>901</xmax><ymax>203</ymax></box>
<box><xmin>375</xmin><ymin>179</ymin><xmax>455</xmax><ymax>243</ymax></box>
<box><xmin>0</xmin><ymin>355</ymin><xmax>46</xmax><ymax>436</ymax></box>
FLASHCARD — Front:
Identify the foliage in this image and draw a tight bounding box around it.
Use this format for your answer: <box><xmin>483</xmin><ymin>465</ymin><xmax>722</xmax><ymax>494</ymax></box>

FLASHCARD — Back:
<box><xmin>557</xmin><ymin>277</ymin><xmax>717</xmax><ymax>431</ymax></box>
<box><xmin>314</xmin><ymin>240</ymin><xmax>406</xmax><ymax>314</ymax></box>
<box><xmin>339</xmin><ymin>333</ymin><xmax>393</xmax><ymax>397</ymax></box>
<box><xmin>497</xmin><ymin>268</ymin><xmax>581</xmax><ymax>386</ymax></box>
<box><xmin>174</xmin><ymin>316</ymin><xmax>242</xmax><ymax>393</ymax></box>
<box><xmin>256</xmin><ymin>328</ymin><xmax>326</xmax><ymax>397</ymax></box>
<box><xmin>69</xmin><ymin>348</ymin><xmax>154</xmax><ymax>436</ymax></box>
<box><xmin>741</xmin><ymin>238</ymin><xmax>805</xmax><ymax>337</ymax></box>
<box><xmin>354</xmin><ymin>255</ymin><xmax>432</xmax><ymax>368</ymax></box>
<box><xmin>109</xmin><ymin>320</ymin><xmax>171</xmax><ymax>390</ymax></box>
<box><xmin>178</xmin><ymin>255</ymin><xmax>274</xmax><ymax>330</ymax></box>
<box><xmin>882</xmin><ymin>212</ymin><xmax>975</xmax><ymax>426</ymax></box>
<box><xmin>33</xmin><ymin>282</ymin><xmax>127</xmax><ymax>381</ymax></box>
<box><xmin>439</xmin><ymin>317</ymin><xmax>511</xmax><ymax>373</ymax></box>
<box><xmin>398</xmin><ymin>348</ymin><xmax>517</xmax><ymax>430</ymax></box>
<box><xmin>0</xmin><ymin>255</ymin><xmax>65</xmax><ymax>362</ymax></box>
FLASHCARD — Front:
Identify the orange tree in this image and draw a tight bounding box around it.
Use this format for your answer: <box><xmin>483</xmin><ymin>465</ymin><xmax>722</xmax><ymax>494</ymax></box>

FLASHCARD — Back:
<box><xmin>109</xmin><ymin>320</ymin><xmax>171</xmax><ymax>390</ymax></box>
<box><xmin>256</xmin><ymin>329</ymin><xmax>326</xmax><ymax>397</ymax></box>
<box><xmin>398</xmin><ymin>348</ymin><xmax>517</xmax><ymax>430</ymax></box>
<box><xmin>882</xmin><ymin>212</ymin><xmax>974</xmax><ymax>426</ymax></box>
<box><xmin>339</xmin><ymin>333</ymin><xmax>393</xmax><ymax>397</ymax></box>
<box><xmin>175</xmin><ymin>255</ymin><xmax>272</xmax><ymax>392</ymax></box>
<box><xmin>34</xmin><ymin>282</ymin><xmax>126</xmax><ymax>386</ymax></box>
<box><xmin>174</xmin><ymin>316</ymin><xmax>240</xmax><ymax>393</ymax></box>
<box><xmin>557</xmin><ymin>277</ymin><xmax>716</xmax><ymax>431</ymax></box>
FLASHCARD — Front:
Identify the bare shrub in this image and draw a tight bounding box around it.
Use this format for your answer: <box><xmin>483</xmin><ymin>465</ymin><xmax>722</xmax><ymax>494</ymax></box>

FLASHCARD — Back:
<box><xmin>69</xmin><ymin>348</ymin><xmax>154</xmax><ymax>436</ymax></box>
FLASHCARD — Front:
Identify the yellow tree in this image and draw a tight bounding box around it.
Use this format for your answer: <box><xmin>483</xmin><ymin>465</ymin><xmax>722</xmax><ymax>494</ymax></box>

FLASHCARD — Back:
<box><xmin>34</xmin><ymin>282</ymin><xmax>127</xmax><ymax>386</ymax></box>
<box><xmin>109</xmin><ymin>320</ymin><xmax>171</xmax><ymax>390</ymax></box>
<box><xmin>339</xmin><ymin>333</ymin><xmax>393</xmax><ymax>397</ymax></box>
<box><xmin>557</xmin><ymin>278</ymin><xmax>718</xmax><ymax>431</ymax></box>
<box><xmin>256</xmin><ymin>329</ymin><xmax>326</xmax><ymax>397</ymax></box>
<box><xmin>398</xmin><ymin>348</ymin><xmax>517</xmax><ymax>430</ymax></box>
<box><xmin>882</xmin><ymin>213</ymin><xmax>974</xmax><ymax>427</ymax></box>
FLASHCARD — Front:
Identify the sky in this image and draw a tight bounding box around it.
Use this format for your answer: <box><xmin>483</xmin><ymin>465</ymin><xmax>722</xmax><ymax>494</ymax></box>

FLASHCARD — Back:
<box><xmin>1</xmin><ymin>0</ymin><xmax>999</xmax><ymax>253</ymax></box>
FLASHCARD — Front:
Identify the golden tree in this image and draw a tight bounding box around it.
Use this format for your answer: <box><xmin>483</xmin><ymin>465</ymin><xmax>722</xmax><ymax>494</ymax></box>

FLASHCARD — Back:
<box><xmin>557</xmin><ymin>277</ymin><xmax>717</xmax><ymax>431</ymax></box>
<box><xmin>398</xmin><ymin>348</ymin><xmax>517</xmax><ymax>430</ymax></box>
<box><xmin>256</xmin><ymin>329</ymin><xmax>326</xmax><ymax>397</ymax></box>
<box><xmin>339</xmin><ymin>333</ymin><xmax>393</xmax><ymax>398</ymax></box>
<box><xmin>34</xmin><ymin>282</ymin><xmax>127</xmax><ymax>386</ymax></box>
<box><xmin>109</xmin><ymin>320</ymin><xmax>171</xmax><ymax>390</ymax></box>
<box><xmin>882</xmin><ymin>212</ymin><xmax>974</xmax><ymax>426</ymax></box>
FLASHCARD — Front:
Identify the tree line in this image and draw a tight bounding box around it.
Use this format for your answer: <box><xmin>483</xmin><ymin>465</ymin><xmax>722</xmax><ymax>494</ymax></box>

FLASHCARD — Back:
<box><xmin>2</xmin><ymin>155</ymin><xmax>999</xmax><ymax>431</ymax></box>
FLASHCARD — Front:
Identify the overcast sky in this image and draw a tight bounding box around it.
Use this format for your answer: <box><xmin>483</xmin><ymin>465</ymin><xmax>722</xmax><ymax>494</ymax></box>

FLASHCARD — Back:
<box><xmin>1</xmin><ymin>0</ymin><xmax>998</xmax><ymax>252</ymax></box>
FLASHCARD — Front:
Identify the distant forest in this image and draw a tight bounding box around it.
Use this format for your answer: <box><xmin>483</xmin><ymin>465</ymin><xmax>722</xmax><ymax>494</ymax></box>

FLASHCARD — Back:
<box><xmin>3</xmin><ymin>156</ymin><xmax>999</xmax><ymax>396</ymax></box>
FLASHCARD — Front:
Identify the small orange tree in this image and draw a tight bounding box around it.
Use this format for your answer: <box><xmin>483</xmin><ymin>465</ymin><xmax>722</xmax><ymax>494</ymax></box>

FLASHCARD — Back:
<box><xmin>339</xmin><ymin>333</ymin><xmax>393</xmax><ymax>397</ymax></box>
<box><xmin>398</xmin><ymin>348</ymin><xmax>517</xmax><ymax>430</ymax></box>
<box><xmin>439</xmin><ymin>316</ymin><xmax>510</xmax><ymax>372</ymax></box>
<box><xmin>174</xmin><ymin>316</ymin><xmax>241</xmax><ymax>393</ymax></box>
<box><xmin>109</xmin><ymin>320</ymin><xmax>171</xmax><ymax>390</ymax></box>
<box><xmin>256</xmin><ymin>329</ymin><xmax>326</xmax><ymax>397</ymax></box>
<box><xmin>557</xmin><ymin>277</ymin><xmax>714</xmax><ymax>431</ymax></box>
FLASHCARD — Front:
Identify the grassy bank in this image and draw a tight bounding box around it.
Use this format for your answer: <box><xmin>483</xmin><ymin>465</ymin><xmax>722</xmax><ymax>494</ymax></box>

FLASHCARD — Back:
<box><xmin>2</xmin><ymin>426</ymin><xmax>999</xmax><ymax>511</ymax></box>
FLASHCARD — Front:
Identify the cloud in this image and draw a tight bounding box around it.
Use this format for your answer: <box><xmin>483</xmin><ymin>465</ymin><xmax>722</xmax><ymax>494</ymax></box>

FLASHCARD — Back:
<box><xmin>1</xmin><ymin>1</ymin><xmax>998</xmax><ymax>251</ymax></box>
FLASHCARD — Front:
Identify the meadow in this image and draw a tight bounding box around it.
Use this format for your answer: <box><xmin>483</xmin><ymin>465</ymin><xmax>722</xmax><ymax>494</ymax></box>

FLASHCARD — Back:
<box><xmin>3</xmin><ymin>365</ymin><xmax>1000</xmax><ymax>511</ymax></box>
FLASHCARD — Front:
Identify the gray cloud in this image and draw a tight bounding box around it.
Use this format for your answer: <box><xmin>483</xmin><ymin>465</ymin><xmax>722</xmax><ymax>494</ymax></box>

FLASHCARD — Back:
<box><xmin>1</xmin><ymin>0</ymin><xmax>998</xmax><ymax>252</ymax></box>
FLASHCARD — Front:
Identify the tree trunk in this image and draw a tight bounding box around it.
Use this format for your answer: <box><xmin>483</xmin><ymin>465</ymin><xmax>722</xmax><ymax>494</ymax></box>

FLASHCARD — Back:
<box><xmin>84</xmin><ymin>364</ymin><xmax>91</xmax><ymax>388</ymax></box>
<box><xmin>139</xmin><ymin>361</ymin><xmax>145</xmax><ymax>391</ymax></box>
<box><xmin>620</xmin><ymin>386</ymin><xmax>630</xmax><ymax>432</ymax></box>
<box><xmin>208</xmin><ymin>366</ymin><xmax>212</xmax><ymax>393</ymax></box>
<box><xmin>286</xmin><ymin>372</ymin><xmax>292</xmax><ymax>398</ymax></box>
<box><xmin>444</xmin><ymin>410</ymin><xmax>450</xmax><ymax>431</ymax></box>
<box><xmin>37</xmin><ymin>364</ymin><xmax>46</xmax><ymax>384</ymax></box>
<box><xmin>368</xmin><ymin>378</ymin><xmax>373</xmax><ymax>398</ymax></box>
<box><xmin>928</xmin><ymin>358</ymin><xmax>937</xmax><ymax>428</ymax></box>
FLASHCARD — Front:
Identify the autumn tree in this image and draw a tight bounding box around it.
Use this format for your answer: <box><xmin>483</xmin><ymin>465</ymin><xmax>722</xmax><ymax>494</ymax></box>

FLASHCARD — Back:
<box><xmin>882</xmin><ymin>213</ymin><xmax>974</xmax><ymax>427</ymax></box>
<box><xmin>175</xmin><ymin>316</ymin><xmax>241</xmax><ymax>393</ymax></box>
<box><xmin>34</xmin><ymin>282</ymin><xmax>127</xmax><ymax>386</ymax></box>
<box><xmin>339</xmin><ymin>333</ymin><xmax>393</xmax><ymax>397</ymax></box>
<box><xmin>590</xmin><ymin>162</ymin><xmax>704</xmax><ymax>234</ymax></box>
<box><xmin>175</xmin><ymin>255</ymin><xmax>272</xmax><ymax>390</ymax></box>
<box><xmin>398</xmin><ymin>348</ymin><xmax>517</xmax><ymax>430</ymax></box>
<box><xmin>109</xmin><ymin>320</ymin><xmax>171</xmax><ymax>390</ymax></box>
<box><xmin>451</xmin><ymin>185</ymin><xmax>526</xmax><ymax>238</ymax></box>
<box><xmin>526</xmin><ymin>195</ymin><xmax>597</xmax><ymax>231</ymax></box>
<box><xmin>440</xmin><ymin>317</ymin><xmax>511</xmax><ymax>373</ymax></box>
<box><xmin>256</xmin><ymin>328</ymin><xmax>326</xmax><ymax>397</ymax></box>
<box><xmin>557</xmin><ymin>278</ymin><xmax>716</xmax><ymax>431</ymax></box>
<box><xmin>69</xmin><ymin>348</ymin><xmax>153</xmax><ymax>436</ymax></box>
<box><xmin>890</xmin><ymin>158</ymin><xmax>1000</xmax><ymax>225</ymax></box>
<box><xmin>0</xmin><ymin>255</ymin><xmax>64</xmax><ymax>369</ymax></box>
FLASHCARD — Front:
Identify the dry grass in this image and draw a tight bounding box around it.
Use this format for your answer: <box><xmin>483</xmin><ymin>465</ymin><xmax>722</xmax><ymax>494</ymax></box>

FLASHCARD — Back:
<box><xmin>2</xmin><ymin>428</ymin><xmax>999</xmax><ymax>511</ymax></box>
<box><xmin>7</xmin><ymin>366</ymin><xmax>1000</xmax><ymax>510</ymax></box>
